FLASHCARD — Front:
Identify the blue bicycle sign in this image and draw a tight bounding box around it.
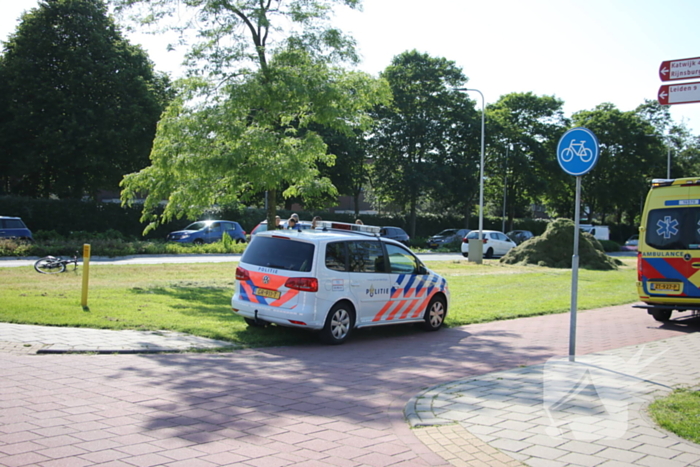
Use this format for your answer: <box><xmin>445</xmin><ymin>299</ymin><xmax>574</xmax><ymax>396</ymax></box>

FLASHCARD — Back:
<box><xmin>557</xmin><ymin>127</ymin><xmax>599</xmax><ymax>176</ymax></box>
<box><xmin>560</xmin><ymin>139</ymin><xmax>593</xmax><ymax>163</ymax></box>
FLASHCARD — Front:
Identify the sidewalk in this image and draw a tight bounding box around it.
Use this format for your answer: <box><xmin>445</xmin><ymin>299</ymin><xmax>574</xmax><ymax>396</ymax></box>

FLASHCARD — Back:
<box><xmin>1</xmin><ymin>310</ymin><xmax>700</xmax><ymax>466</ymax></box>
<box><xmin>407</xmin><ymin>331</ymin><xmax>700</xmax><ymax>467</ymax></box>
<box><xmin>0</xmin><ymin>322</ymin><xmax>236</xmax><ymax>354</ymax></box>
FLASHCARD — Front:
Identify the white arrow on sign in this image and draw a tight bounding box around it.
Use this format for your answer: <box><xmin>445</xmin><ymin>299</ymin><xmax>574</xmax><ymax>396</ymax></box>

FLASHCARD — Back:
<box><xmin>659</xmin><ymin>57</ymin><xmax>700</xmax><ymax>82</ymax></box>
<box><xmin>658</xmin><ymin>82</ymin><xmax>700</xmax><ymax>105</ymax></box>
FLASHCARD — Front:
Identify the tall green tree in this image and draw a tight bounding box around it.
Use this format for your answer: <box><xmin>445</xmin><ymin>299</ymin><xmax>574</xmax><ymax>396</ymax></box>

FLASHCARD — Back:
<box><xmin>370</xmin><ymin>50</ymin><xmax>479</xmax><ymax>235</ymax></box>
<box><xmin>564</xmin><ymin>103</ymin><xmax>665</xmax><ymax>223</ymax></box>
<box><xmin>485</xmin><ymin>92</ymin><xmax>568</xmax><ymax>230</ymax></box>
<box><xmin>636</xmin><ymin>100</ymin><xmax>700</xmax><ymax>181</ymax></box>
<box><xmin>115</xmin><ymin>0</ymin><xmax>388</xmax><ymax>231</ymax></box>
<box><xmin>0</xmin><ymin>0</ymin><xmax>169</xmax><ymax>198</ymax></box>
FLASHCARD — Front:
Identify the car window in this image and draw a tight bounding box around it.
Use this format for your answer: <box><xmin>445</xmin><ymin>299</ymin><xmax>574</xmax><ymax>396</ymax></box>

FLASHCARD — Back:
<box><xmin>325</xmin><ymin>242</ymin><xmax>347</xmax><ymax>272</ymax></box>
<box><xmin>385</xmin><ymin>243</ymin><xmax>422</xmax><ymax>275</ymax></box>
<box><xmin>3</xmin><ymin>219</ymin><xmax>24</xmax><ymax>229</ymax></box>
<box><xmin>210</xmin><ymin>223</ymin><xmax>221</xmax><ymax>232</ymax></box>
<box><xmin>347</xmin><ymin>241</ymin><xmax>385</xmax><ymax>273</ymax></box>
<box><xmin>437</xmin><ymin>229</ymin><xmax>456</xmax><ymax>236</ymax></box>
<box><xmin>242</xmin><ymin>236</ymin><xmax>315</xmax><ymax>272</ymax></box>
<box><xmin>186</xmin><ymin>222</ymin><xmax>207</xmax><ymax>231</ymax></box>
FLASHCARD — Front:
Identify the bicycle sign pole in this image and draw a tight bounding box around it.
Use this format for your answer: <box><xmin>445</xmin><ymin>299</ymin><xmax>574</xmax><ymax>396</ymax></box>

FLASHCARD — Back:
<box><xmin>557</xmin><ymin>127</ymin><xmax>600</xmax><ymax>362</ymax></box>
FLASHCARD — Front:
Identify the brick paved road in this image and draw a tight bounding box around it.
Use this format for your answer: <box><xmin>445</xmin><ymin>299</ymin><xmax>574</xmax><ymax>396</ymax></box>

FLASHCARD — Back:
<box><xmin>1</xmin><ymin>304</ymin><xmax>696</xmax><ymax>467</ymax></box>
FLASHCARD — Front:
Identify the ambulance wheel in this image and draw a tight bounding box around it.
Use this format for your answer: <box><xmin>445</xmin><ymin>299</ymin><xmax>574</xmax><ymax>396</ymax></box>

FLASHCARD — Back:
<box><xmin>320</xmin><ymin>302</ymin><xmax>355</xmax><ymax>345</ymax></box>
<box><xmin>650</xmin><ymin>309</ymin><xmax>672</xmax><ymax>322</ymax></box>
<box><xmin>423</xmin><ymin>295</ymin><xmax>446</xmax><ymax>331</ymax></box>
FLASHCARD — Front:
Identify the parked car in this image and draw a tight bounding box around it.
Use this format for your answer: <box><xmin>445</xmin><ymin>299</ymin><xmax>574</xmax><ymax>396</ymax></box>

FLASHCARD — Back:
<box><xmin>380</xmin><ymin>226</ymin><xmax>410</xmax><ymax>246</ymax></box>
<box><xmin>251</xmin><ymin>220</ymin><xmax>312</xmax><ymax>235</ymax></box>
<box><xmin>461</xmin><ymin>230</ymin><xmax>516</xmax><ymax>259</ymax></box>
<box><xmin>506</xmin><ymin>230</ymin><xmax>534</xmax><ymax>245</ymax></box>
<box><xmin>622</xmin><ymin>234</ymin><xmax>639</xmax><ymax>251</ymax></box>
<box><xmin>166</xmin><ymin>220</ymin><xmax>246</xmax><ymax>244</ymax></box>
<box><xmin>0</xmin><ymin>216</ymin><xmax>33</xmax><ymax>241</ymax></box>
<box><xmin>231</xmin><ymin>221</ymin><xmax>449</xmax><ymax>344</ymax></box>
<box><xmin>426</xmin><ymin>229</ymin><xmax>470</xmax><ymax>249</ymax></box>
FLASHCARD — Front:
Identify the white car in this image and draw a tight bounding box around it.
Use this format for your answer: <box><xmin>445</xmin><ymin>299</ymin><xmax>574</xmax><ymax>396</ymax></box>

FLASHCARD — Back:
<box><xmin>461</xmin><ymin>230</ymin><xmax>516</xmax><ymax>259</ymax></box>
<box><xmin>231</xmin><ymin>221</ymin><xmax>450</xmax><ymax>344</ymax></box>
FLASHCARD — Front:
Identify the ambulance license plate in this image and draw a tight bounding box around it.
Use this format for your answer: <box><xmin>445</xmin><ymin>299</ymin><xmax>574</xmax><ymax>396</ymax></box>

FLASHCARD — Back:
<box><xmin>255</xmin><ymin>287</ymin><xmax>281</xmax><ymax>299</ymax></box>
<box><xmin>650</xmin><ymin>282</ymin><xmax>681</xmax><ymax>292</ymax></box>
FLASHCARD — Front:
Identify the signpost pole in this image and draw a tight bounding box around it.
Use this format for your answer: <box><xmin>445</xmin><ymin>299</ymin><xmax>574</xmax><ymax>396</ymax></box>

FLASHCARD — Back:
<box><xmin>569</xmin><ymin>176</ymin><xmax>582</xmax><ymax>362</ymax></box>
<box><xmin>556</xmin><ymin>127</ymin><xmax>599</xmax><ymax>363</ymax></box>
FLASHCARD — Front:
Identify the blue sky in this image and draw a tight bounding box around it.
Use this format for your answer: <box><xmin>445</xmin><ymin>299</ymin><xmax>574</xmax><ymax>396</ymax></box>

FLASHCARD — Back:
<box><xmin>3</xmin><ymin>0</ymin><xmax>700</xmax><ymax>136</ymax></box>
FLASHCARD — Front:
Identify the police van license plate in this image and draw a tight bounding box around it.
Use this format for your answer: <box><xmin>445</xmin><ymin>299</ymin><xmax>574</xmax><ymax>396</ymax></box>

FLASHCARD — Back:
<box><xmin>649</xmin><ymin>282</ymin><xmax>681</xmax><ymax>292</ymax></box>
<box><xmin>254</xmin><ymin>287</ymin><xmax>281</xmax><ymax>299</ymax></box>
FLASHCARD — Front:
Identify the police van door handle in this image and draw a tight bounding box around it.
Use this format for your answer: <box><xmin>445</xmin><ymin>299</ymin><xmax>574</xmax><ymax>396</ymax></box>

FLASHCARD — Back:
<box><xmin>350</xmin><ymin>280</ymin><xmax>360</xmax><ymax>287</ymax></box>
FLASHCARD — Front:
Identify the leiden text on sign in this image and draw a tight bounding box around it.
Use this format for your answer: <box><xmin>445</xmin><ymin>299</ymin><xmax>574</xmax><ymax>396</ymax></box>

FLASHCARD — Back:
<box><xmin>658</xmin><ymin>82</ymin><xmax>700</xmax><ymax>106</ymax></box>
<box><xmin>659</xmin><ymin>57</ymin><xmax>700</xmax><ymax>82</ymax></box>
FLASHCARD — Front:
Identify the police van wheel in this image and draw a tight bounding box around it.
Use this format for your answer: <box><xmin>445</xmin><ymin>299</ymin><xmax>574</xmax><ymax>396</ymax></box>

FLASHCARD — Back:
<box><xmin>650</xmin><ymin>309</ymin><xmax>672</xmax><ymax>322</ymax></box>
<box><xmin>320</xmin><ymin>302</ymin><xmax>355</xmax><ymax>345</ymax></box>
<box><xmin>423</xmin><ymin>295</ymin><xmax>446</xmax><ymax>331</ymax></box>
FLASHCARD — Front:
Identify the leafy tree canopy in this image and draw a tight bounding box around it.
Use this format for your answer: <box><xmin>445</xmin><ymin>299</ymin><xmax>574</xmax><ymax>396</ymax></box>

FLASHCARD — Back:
<box><xmin>0</xmin><ymin>0</ymin><xmax>169</xmax><ymax>199</ymax></box>
<box><xmin>115</xmin><ymin>0</ymin><xmax>389</xmax><ymax>231</ymax></box>
<box><xmin>371</xmin><ymin>50</ymin><xmax>479</xmax><ymax>234</ymax></box>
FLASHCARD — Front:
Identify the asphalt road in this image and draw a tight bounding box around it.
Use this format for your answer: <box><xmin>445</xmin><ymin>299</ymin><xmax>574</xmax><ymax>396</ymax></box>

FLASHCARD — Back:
<box><xmin>0</xmin><ymin>252</ymin><xmax>466</xmax><ymax>268</ymax></box>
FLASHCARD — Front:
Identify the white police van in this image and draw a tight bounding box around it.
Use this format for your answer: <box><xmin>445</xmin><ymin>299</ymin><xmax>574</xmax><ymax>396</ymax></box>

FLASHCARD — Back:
<box><xmin>231</xmin><ymin>221</ymin><xmax>450</xmax><ymax>344</ymax></box>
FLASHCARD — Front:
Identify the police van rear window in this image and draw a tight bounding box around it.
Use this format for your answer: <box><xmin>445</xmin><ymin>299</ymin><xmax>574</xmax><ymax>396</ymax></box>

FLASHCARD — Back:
<box><xmin>646</xmin><ymin>207</ymin><xmax>700</xmax><ymax>250</ymax></box>
<box><xmin>242</xmin><ymin>236</ymin><xmax>315</xmax><ymax>272</ymax></box>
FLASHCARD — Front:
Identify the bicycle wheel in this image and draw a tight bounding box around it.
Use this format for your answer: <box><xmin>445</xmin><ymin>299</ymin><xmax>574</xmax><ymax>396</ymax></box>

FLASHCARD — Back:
<box><xmin>580</xmin><ymin>148</ymin><xmax>593</xmax><ymax>163</ymax></box>
<box><xmin>560</xmin><ymin>148</ymin><xmax>574</xmax><ymax>162</ymax></box>
<box><xmin>34</xmin><ymin>257</ymin><xmax>66</xmax><ymax>274</ymax></box>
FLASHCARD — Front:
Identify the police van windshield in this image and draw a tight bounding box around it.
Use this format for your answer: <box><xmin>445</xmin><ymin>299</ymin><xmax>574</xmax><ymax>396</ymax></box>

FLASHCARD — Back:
<box><xmin>646</xmin><ymin>207</ymin><xmax>700</xmax><ymax>250</ymax></box>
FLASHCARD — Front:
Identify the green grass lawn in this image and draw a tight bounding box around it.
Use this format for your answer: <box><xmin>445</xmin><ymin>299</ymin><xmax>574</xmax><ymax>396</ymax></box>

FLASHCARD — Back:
<box><xmin>0</xmin><ymin>258</ymin><xmax>638</xmax><ymax>347</ymax></box>
<box><xmin>648</xmin><ymin>388</ymin><xmax>700</xmax><ymax>444</ymax></box>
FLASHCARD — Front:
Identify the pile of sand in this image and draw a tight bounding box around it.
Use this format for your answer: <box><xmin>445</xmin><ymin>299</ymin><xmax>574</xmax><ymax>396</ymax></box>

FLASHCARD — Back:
<box><xmin>500</xmin><ymin>218</ymin><xmax>621</xmax><ymax>270</ymax></box>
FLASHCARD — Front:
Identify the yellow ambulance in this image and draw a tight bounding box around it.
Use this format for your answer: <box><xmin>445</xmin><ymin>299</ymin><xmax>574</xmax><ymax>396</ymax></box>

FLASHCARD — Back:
<box><xmin>636</xmin><ymin>177</ymin><xmax>700</xmax><ymax>322</ymax></box>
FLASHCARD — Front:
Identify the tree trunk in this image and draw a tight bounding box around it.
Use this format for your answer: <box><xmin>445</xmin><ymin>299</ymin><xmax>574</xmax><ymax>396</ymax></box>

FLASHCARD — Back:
<box><xmin>266</xmin><ymin>189</ymin><xmax>277</xmax><ymax>230</ymax></box>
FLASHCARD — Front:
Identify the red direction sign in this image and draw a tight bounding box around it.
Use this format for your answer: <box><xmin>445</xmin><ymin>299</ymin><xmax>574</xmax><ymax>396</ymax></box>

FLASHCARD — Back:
<box><xmin>658</xmin><ymin>82</ymin><xmax>700</xmax><ymax>105</ymax></box>
<box><xmin>659</xmin><ymin>57</ymin><xmax>700</xmax><ymax>82</ymax></box>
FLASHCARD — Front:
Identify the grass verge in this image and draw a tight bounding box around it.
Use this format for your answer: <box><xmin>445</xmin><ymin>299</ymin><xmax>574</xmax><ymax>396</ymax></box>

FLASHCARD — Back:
<box><xmin>0</xmin><ymin>258</ymin><xmax>638</xmax><ymax>348</ymax></box>
<box><xmin>648</xmin><ymin>388</ymin><xmax>700</xmax><ymax>444</ymax></box>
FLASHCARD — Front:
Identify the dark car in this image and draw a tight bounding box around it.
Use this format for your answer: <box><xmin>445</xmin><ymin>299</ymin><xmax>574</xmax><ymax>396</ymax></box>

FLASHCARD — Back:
<box><xmin>506</xmin><ymin>230</ymin><xmax>534</xmax><ymax>245</ymax></box>
<box><xmin>380</xmin><ymin>226</ymin><xmax>410</xmax><ymax>246</ymax></box>
<box><xmin>0</xmin><ymin>216</ymin><xmax>33</xmax><ymax>241</ymax></box>
<box><xmin>426</xmin><ymin>228</ymin><xmax>470</xmax><ymax>249</ymax></box>
<box><xmin>167</xmin><ymin>220</ymin><xmax>247</xmax><ymax>244</ymax></box>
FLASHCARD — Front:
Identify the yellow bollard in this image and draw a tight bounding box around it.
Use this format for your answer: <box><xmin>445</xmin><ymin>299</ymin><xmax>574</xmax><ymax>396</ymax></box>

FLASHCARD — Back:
<box><xmin>81</xmin><ymin>244</ymin><xmax>91</xmax><ymax>309</ymax></box>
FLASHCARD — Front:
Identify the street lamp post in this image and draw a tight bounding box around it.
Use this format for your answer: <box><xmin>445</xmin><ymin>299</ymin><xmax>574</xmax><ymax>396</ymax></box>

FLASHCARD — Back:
<box><xmin>456</xmin><ymin>88</ymin><xmax>485</xmax><ymax>263</ymax></box>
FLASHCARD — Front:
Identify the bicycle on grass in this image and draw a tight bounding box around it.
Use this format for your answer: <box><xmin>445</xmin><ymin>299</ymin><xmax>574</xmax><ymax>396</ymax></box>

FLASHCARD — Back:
<box><xmin>34</xmin><ymin>251</ymin><xmax>80</xmax><ymax>274</ymax></box>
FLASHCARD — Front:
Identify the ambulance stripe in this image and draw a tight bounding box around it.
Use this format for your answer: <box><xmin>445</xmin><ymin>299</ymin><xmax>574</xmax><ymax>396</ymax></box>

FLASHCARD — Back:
<box><xmin>645</xmin><ymin>258</ymin><xmax>700</xmax><ymax>296</ymax></box>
